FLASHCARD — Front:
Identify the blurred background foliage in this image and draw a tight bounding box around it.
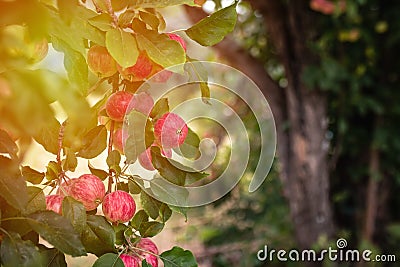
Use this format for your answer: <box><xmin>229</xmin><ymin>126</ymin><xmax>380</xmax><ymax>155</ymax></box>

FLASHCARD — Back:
<box><xmin>175</xmin><ymin>0</ymin><xmax>400</xmax><ymax>266</ymax></box>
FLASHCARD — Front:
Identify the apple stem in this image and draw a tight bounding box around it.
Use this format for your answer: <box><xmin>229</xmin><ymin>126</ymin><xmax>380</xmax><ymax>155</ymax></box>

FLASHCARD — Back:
<box><xmin>56</xmin><ymin>121</ymin><xmax>67</xmax><ymax>181</ymax></box>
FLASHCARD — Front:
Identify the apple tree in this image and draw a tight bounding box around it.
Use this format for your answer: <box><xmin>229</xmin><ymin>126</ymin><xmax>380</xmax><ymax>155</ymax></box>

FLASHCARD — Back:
<box><xmin>0</xmin><ymin>0</ymin><xmax>238</xmax><ymax>266</ymax></box>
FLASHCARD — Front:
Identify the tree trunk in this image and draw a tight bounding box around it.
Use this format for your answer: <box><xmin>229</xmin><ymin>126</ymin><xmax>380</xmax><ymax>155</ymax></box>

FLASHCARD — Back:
<box><xmin>185</xmin><ymin>0</ymin><xmax>335</xmax><ymax>251</ymax></box>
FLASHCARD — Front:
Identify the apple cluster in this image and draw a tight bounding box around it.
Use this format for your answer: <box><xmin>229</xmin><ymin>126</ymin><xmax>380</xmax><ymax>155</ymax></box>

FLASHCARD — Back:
<box><xmin>103</xmin><ymin>90</ymin><xmax>188</xmax><ymax>171</ymax></box>
<box><xmin>45</xmin><ymin>174</ymin><xmax>159</xmax><ymax>266</ymax></box>
<box><xmin>87</xmin><ymin>33</ymin><xmax>186</xmax><ymax>82</ymax></box>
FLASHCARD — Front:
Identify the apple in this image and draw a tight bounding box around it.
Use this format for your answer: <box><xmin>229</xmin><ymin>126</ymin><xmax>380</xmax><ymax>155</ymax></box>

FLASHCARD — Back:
<box><xmin>131</xmin><ymin>92</ymin><xmax>154</xmax><ymax>115</ymax></box>
<box><xmin>137</xmin><ymin>238</ymin><xmax>159</xmax><ymax>267</ymax></box>
<box><xmin>119</xmin><ymin>254</ymin><xmax>140</xmax><ymax>267</ymax></box>
<box><xmin>118</xmin><ymin>51</ymin><xmax>153</xmax><ymax>81</ymax></box>
<box><xmin>167</xmin><ymin>33</ymin><xmax>187</xmax><ymax>52</ymax></box>
<box><xmin>56</xmin><ymin>178</ymin><xmax>77</xmax><ymax>196</ymax></box>
<box><xmin>102</xmin><ymin>190</ymin><xmax>136</xmax><ymax>223</ymax></box>
<box><xmin>45</xmin><ymin>195</ymin><xmax>64</xmax><ymax>214</ymax></box>
<box><xmin>68</xmin><ymin>174</ymin><xmax>106</xmax><ymax>211</ymax></box>
<box><xmin>149</xmin><ymin>63</ymin><xmax>173</xmax><ymax>83</ymax></box>
<box><xmin>106</xmin><ymin>91</ymin><xmax>134</xmax><ymax>122</ymax></box>
<box><xmin>154</xmin><ymin>112</ymin><xmax>188</xmax><ymax>149</ymax></box>
<box><xmin>87</xmin><ymin>45</ymin><xmax>117</xmax><ymax>77</ymax></box>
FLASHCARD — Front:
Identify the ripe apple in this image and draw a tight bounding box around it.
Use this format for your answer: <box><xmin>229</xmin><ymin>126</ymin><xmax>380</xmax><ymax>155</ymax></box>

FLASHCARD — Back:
<box><xmin>138</xmin><ymin>147</ymin><xmax>155</xmax><ymax>171</ymax></box>
<box><xmin>149</xmin><ymin>63</ymin><xmax>173</xmax><ymax>83</ymax></box>
<box><xmin>119</xmin><ymin>254</ymin><xmax>140</xmax><ymax>267</ymax></box>
<box><xmin>56</xmin><ymin>178</ymin><xmax>77</xmax><ymax>196</ymax></box>
<box><xmin>167</xmin><ymin>33</ymin><xmax>187</xmax><ymax>52</ymax></box>
<box><xmin>154</xmin><ymin>112</ymin><xmax>188</xmax><ymax>149</ymax></box>
<box><xmin>137</xmin><ymin>238</ymin><xmax>159</xmax><ymax>267</ymax></box>
<box><xmin>118</xmin><ymin>51</ymin><xmax>153</xmax><ymax>81</ymax></box>
<box><xmin>87</xmin><ymin>45</ymin><xmax>117</xmax><ymax>77</ymax></box>
<box><xmin>68</xmin><ymin>174</ymin><xmax>106</xmax><ymax>211</ymax></box>
<box><xmin>131</xmin><ymin>92</ymin><xmax>154</xmax><ymax>115</ymax></box>
<box><xmin>102</xmin><ymin>190</ymin><xmax>136</xmax><ymax>223</ymax></box>
<box><xmin>106</xmin><ymin>91</ymin><xmax>134</xmax><ymax>122</ymax></box>
<box><xmin>45</xmin><ymin>195</ymin><xmax>64</xmax><ymax>214</ymax></box>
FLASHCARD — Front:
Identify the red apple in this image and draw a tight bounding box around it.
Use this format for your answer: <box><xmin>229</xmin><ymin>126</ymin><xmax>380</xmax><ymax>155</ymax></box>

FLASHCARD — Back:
<box><xmin>118</xmin><ymin>51</ymin><xmax>153</xmax><ymax>81</ymax></box>
<box><xmin>87</xmin><ymin>45</ymin><xmax>117</xmax><ymax>77</ymax></box>
<box><xmin>131</xmin><ymin>92</ymin><xmax>154</xmax><ymax>115</ymax></box>
<box><xmin>56</xmin><ymin>178</ymin><xmax>77</xmax><ymax>196</ymax></box>
<box><xmin>106</xmin><ymin>91</ymin><xmax>134</xmax><ymax>122</ymax></box>
<box><xmin>68</xmin><ymin>174</ymin><xmax>105</xmax><ymax>211</ymax></box>
<box><xmin>138</xmin><ymin>147</ymin><xmax>155</xmax><ymax>171</ymax></box>
<box><xmin>45</xmin><ymin>195</ymin><xmax>64</xmax><ymax>214</ymax></box>
<box><xmin>119</xmin><ymin>254</ymin><xmax>140</xmax><ymax>267</ymax></box>
<box><xmin>149</xmin><ymin>63</ymin><xmax>173</xmax><ymax>83</ymax></box>
<box><xmin>102</xmin><ymin>190</ymin><xmax>136</xmax><ymax>223</ymax></box>
<box><xmin>167</xmin><ymin>33</ymin><xmax>187</xmax><ymax>52</ymax></box>
<box><xmin>137</xmin><ymin>238</ymin><xmax>159</xmax><ymax>267</ymax></box>
<box><xmin>154</xmin><ymin>112</ymin><xmax>188</xmax><ymax>149</ymax></box>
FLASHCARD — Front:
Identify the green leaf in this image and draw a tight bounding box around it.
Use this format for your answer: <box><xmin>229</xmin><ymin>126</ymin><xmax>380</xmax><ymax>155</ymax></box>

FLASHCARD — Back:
<box><xmin>62</xmin><ymin>197</ymin><xmax>87</xmax><ymax>234</ymax></box>
<box><xmin>185</xmin><ymin>58</ymin><xmax>210</xmax><ymax>103</ymax></box>
<box><xmin>0</xmin><ymin>156</ymin><xmax>28</xmax><ymax>210</ymax></box>
<box><xmin>149</xmin><ymin>178</ymin><xmax>189</xmax><ymax>207</ymax></box>
<box><xmin>128</xmin><ymin>179</ymin><xmax>142</xmax><ymax>194</ymax></box>
<box><xmin>136</xmin><ymin>30</ymin><xmax>185</xmax><ymax>71</ymax></box>
<box><xmin>139</xmin><ymin>10</ymin><xmax>160</xmax><ymax>30</ymax></box>
<box><xmin>113</xmin><ymin>224</ymin><xmax>128</xmax><ymax>245</ymax></box>
<box><xmin>63</xmin><ymin>43</ymin><xmax>89</xmax><ymax>94</ymax></box>
<box><xmin>45</xmin><ymin>161</ymin><xmax>61</xmax><ymax>181</ymax></box>
<box><xmin>159</xmin><ymin>203</ymin><xmax>172</xmax><ymax>223</ymax></box>
<box><xmin>92</xmin><ymin>253</ymin><xmax>124</xmax><ymax>267</ymax></box>
<box><xmin>161</xmin><ymin>246</ymin><xmax>198</xmax><ymax>267</ymax></box>
<box><xmin>77</xmin><ymin>125</ymin><xmax>107</xmax><ymax>159</ymax></box>
<box><xmin>151</xmin><ymin>147</ymin><xmax>208</xmax><ymax>186</ymax></box>
<box><xmin>58</xmin><ymin>0</ymin><xmax>78</xmax><ymax>24</ymax></box>
<box><xmin>140</xmin><ymin>191</ymin><xmax>162</xmax><ymax>220</ymax></box>
<box><xmin>32</xmin><ymin>117</ymin><xmax>60</xmax><ymax>155</ymax></box>
<box><xmin>88</xmin><ymin>13</ymin><xmax>114</xmax><ymax>31</ymax></box>
<box><xmin>140</xmin><ymin>221</ymin><xmax>164</xmax><ymax>237</ymax></box>
<box><xmin>116</xmin><ymin>181</ymin><xmax>129</xmax><ymax>192</ymax></box>
<box><xmin>0</xmin><ymin>129</ymin><xmax>18</xmax><ymax>159</ymax></box>
<box><xmin>28</xmin><ymin>211</ymin><xmax>87</xmax><ymax>257</ymax></box>
<box><xmin>169</xmin><ymin>205</ymin><xmax>188</xmax><ymax>222</ymax></box>
<box><xmin>0</xmin><ymin>232</ymin><xmax>42</xmax><ymax>267</ymax></box>
<box><xmin>70</xmin><ymin>5</ymin><xmax>105</xmax><ymax>46</ymax></box>
<box><xmin>92</xmin><ymin>0</ymin><xmax>110</xmax><ymax>13</ymax></box>
<box><xmin>38</xmin><ymin>246</ymin><xmax>67</xmax><ymax>267</ymax></box>
<box><xmin>21</xmin><ymin>166</ymin><xmax>45</xmax><ymax>184</ymax></box>
<box><xmin>118</xmin><ymin>10</ymin><xmax>136</xmax><ymax>27</ymax></box>
<box><xmin>142</xmin><ymin>260</ymin><xmax>152</xmax><ymax>267</ymax></box>
<box><xmin>176</xmin><ymin>127</ymin><xmax>200</xmax><ymax>159</ymax></box>
<box><xmin>88</xmin><ymin>162</ymin><xmax>109</xmax><ymax>180</ymax></box>
<box><xmin>81</xmin><ymin>215</ymin><xmax>116</xmax><ymax>256</ymax></box>
<box><xmin>128</xmin><ymin>0</ymin><xmax>195</xmax><ymax>8</ymax></box>
<box><xmin>63</xmin><ymin>148</ymin><xmax>78</xmax><ymax>172</ymax></box>
<box><xmin>23</xmin><ymin>186</ymin><xmax>46</xmax><ymax>215</ymax></box>
<box><xmin>124</xmin><ymin>111</ymin><xmax>148</xmax><ymax>163</ymax></box>
<box><xmin>106</xmin><ymin>28</ymin><xmax>138</xmax><ymax>68</ymax></box>
<box><xmin>107</xmin><ymin>150</ymin><xmax>121</xmax><ymax>168</ymax></box>
<box><xmin>150</xmin><ymin>98</ymin><xmax>169</xmax><ymax>120</ymax></box>
<box><xmin>130</xmin><ymin>210</ymin><xmax>149</xmax><ymax>230</ymax></box>
<box><xmin>186</xmin><ymin>2</ymin><xmax>237</xmax><ymax>46</ymax></box>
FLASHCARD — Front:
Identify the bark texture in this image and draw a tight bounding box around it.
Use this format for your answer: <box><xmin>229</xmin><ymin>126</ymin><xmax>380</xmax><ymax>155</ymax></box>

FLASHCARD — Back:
<box><xmin>186</xmin><ymin>0</ymin><xmax>335</xmax><ymax>251</ymax></box>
